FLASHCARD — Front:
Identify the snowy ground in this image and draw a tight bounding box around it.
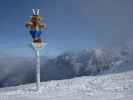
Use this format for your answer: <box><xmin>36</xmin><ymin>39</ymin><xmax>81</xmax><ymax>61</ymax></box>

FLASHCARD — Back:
<box><xmin>0</xmin><ymin>71</ymin><xmax>133</xmax><ymax>100</ymax></box>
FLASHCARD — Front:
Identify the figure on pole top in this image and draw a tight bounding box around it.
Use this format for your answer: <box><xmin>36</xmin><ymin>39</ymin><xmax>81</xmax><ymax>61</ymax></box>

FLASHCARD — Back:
<box><xmin>25</xmin><ymin>9</ymin><xmax>47</xmax><ymax>48</ymax></box>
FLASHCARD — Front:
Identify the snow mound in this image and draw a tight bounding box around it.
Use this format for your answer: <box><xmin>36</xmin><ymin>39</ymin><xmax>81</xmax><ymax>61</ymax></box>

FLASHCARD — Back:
<box><xmin>0</xmin><ymin>71</ymin><xmax>133</xmax><ymax>100</ymax></box>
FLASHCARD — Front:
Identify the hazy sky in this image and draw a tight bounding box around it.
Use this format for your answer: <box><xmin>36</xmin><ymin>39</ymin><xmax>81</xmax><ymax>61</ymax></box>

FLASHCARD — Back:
<box><xmin>0</xmin><ymin>0</ymin><xmax>133</xmax><ymax>57</ymax></box>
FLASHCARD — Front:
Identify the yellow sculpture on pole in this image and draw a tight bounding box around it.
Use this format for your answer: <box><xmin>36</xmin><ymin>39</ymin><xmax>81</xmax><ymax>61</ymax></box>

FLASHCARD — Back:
<box><xmin>25</xmin><ymin>8</ymin><xmax>47</xmax><ymax>48</ymax></box>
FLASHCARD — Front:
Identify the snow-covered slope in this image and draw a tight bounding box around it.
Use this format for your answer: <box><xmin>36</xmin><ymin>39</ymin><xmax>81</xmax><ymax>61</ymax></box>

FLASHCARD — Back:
<box><xmin>0</xmin><ymin>71</ymin><xmax>133</xmax><ymax>100</ymax></box>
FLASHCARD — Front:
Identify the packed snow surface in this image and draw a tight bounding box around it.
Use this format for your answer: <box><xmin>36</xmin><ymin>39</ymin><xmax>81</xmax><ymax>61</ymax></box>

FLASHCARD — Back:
<box><xmin>0</xmin><ymin>71</ymin><xmax>133</xmax><ymax>100</ymax></box>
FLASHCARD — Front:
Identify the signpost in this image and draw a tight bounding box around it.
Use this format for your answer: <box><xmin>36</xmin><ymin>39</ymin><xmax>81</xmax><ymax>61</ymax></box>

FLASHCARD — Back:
<box><xmin>25</xmin><ymin>9</ymin><xmax>47</xmax><ymax>91</ymax></box>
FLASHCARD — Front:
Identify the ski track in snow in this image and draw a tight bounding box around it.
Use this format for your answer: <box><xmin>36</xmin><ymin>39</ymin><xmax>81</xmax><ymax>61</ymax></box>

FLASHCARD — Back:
<box><xmin>0</xmin><ymin>71</ymin><xmax>133</xmax><ymax>100</ymax></box>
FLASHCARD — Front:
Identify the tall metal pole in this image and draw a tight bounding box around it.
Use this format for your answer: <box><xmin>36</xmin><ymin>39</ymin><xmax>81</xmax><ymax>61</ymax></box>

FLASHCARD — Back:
<box><xmin>36</xmin><ymin>49</ymin><xmax>40</xmax><ymax>91</ymax></box>
<box><xmin>31</xmin><ymin>43</ymin><xmax>46</xmax><ymax>91</ymax></box>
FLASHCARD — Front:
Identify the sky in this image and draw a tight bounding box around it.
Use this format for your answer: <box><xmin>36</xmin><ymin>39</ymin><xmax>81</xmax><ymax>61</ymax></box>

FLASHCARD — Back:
<box><xmin>0</xmin><ymin>0</ymin><xmax>133</xmax><ymax>57</ymax></box>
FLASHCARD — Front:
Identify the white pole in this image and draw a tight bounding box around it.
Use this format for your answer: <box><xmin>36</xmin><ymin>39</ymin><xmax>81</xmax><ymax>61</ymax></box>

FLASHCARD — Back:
<box><xmin>31</xmin><ymin>43</ymin><xmax>46</xmax><ymax>91</ymax></box>
<box><xmin>36</xmin><ymin>49</ymin><xmax>40</xmax><ymax>91</ymax></box>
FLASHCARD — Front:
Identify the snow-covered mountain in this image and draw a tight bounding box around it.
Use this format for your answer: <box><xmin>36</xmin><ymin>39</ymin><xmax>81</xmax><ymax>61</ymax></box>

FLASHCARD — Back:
<box><xmin>44</xmin><ymin>47</ymin><xmax>133</xmax><ymax>77</ymax></box>
<box><xmin>0</xmin><ymin>70</ymin><xmax>133</xmax><ymax>100</ymax></box>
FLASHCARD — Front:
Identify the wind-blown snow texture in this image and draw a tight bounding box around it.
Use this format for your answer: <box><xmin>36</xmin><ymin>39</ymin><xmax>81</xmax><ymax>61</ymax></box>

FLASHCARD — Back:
<box><xmin>0</xmin><ymin>47</ymin><xmax>133</xmax><ymax>87</ymax></box>
<box><xmin>0</xmin><ymin>71</ymin><xmax>133</xmax><ymax>100</ymax></box>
